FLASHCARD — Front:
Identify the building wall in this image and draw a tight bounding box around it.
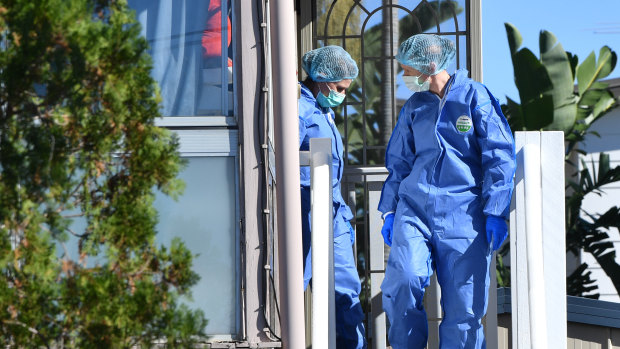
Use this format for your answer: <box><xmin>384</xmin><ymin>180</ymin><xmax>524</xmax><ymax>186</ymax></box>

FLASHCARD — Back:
<box><xmin>497</xmin><ymin>314</ymin><xmax>620</xmax><ymax>349</ymax></box>
<box><xmin>578</xmin><ymin>82</ymin><xmax>620</xmax><ymax>302</ymax></box>
<box><xmin>580</xmin><ymin>102</ymin><xmax>620</xmax><ymax>302</ymax></box>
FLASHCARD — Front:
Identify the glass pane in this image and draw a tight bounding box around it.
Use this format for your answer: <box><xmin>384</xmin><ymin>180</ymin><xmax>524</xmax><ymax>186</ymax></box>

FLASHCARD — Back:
<box><xmin>432</xmin><ymin>0</ymin><xmax>466</xmax><ymax>33</ymax></box>
<box><xmin>343</xmin><ymin>105</ymin><xmax>364</xmax><ymax>165</ymax></box>
<box><xmin>458</xmin><ymin>35</ymin><xmax>467</xmax><ymax>71</ymax></box>
<box><xmin>154</xmin><ymin>156</ymin><xmax>238</xmax><ymax>335</ymax></box>
<box><xmin>316</xmin><ymin>0</ymin><xmax>361</xmax><ymax>38</ymax></box>
<box><xmin>455</xmin><ymin>0</ymin><xmax>467</xmax><ymax>31</ymax></box>
<box><xmin>128</xmin><ymin>0</ymin><xmax>233</xmax><ymax>117</ymax></box>
<box><xmin>345</xmin><ymin>4</ymin><xmax>365</xmax><ymax>36</ymax></box>
<box><xmin>344</xmin><ymin>38</ymin><xmax>362</xmax><ymax>67</ymax></box>
<box><xmin>442</xmin><ymin>34</ymin><xmax>458</xmax><ymax>75</ymax></box>
<box><xmin>362</xmin><ymin>8</ymin><xmax>383</xmax><ymax>57</ymax></box>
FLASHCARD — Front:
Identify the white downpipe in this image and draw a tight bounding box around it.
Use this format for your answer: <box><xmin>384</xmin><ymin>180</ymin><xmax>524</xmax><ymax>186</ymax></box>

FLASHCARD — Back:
<box><xmin>269</xmin><ymin>0</ymin><xmax>305</xmax><ymax>348</ymax></box>
<box><xmin>310</xmin><ymin>138</ymin><xmax>336</xmax><ymax>349</ymax></box>
<box><xmin>522</xmin><ymin>143</ymin><xmax>548</xmax><ymax>347</ymax></box>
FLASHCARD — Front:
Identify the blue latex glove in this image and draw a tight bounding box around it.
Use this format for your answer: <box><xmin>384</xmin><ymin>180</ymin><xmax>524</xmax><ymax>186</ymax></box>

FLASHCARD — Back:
<box><xmin>486</xmin><ymin>215</ymin><xmax>508</xmax><ymax>252</ymax></box>
<box><xmin>346</xmin><ymin>221</ymin><xmax>355</xmax><ymax>245</ymax></box>
<box><xmin>381</xmin><ymin>213</ymin><xmax>394</xmax><ymax>246</ymax></box>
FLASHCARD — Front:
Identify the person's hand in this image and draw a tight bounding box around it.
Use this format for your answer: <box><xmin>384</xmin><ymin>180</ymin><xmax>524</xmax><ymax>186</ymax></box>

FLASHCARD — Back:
<box><xmin>346</xmin><ymin>221</ymin><xmax>355</xmax><ymax>245</ymax></box>
<box><xmin>486</xmin><ymin>215</ymin><xmax>508</xmax><ymax>252</ymax></box>
<box><xmin>381</xmin><ymin>213</ymin><xmax>395</xmax><ymax>246</ymax></box>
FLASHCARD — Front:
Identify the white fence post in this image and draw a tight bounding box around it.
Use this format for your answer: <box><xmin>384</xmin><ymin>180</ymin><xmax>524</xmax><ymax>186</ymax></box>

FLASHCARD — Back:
<box><xmin>511</xmin><ymin>131</ymin><xmax>566</xmax><ymax>349</ymax></box>
<box><xmin>522</xmin><ymin>143</ymin><xmax>548</xmax><ymax>347</ymax></box>
<box><xmin>300</xmin><ymin>138</ymin><xmax>336</xmax><ymax>348</ymax></box>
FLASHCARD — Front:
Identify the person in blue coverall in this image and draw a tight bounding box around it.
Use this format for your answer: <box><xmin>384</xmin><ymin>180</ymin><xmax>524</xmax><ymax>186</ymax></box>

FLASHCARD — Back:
<box><xmin>378</xmin><ymin>34</ymin><xmax>516</xmax><ymax>349</ymax></box>
<box><xmin>299</xmin><ymin>45</ymin><xmax>367</xmax><ymax>349</ymax></box>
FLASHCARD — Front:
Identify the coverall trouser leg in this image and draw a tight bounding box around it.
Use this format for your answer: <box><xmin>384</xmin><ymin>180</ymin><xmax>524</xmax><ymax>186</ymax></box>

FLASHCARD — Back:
<box><xmin>434</xmin><ymin>231</ymin><xmax>492</xmax><ymax>349</ymax></box>
<box><xmin>382</xmin><ymin>220</ymin><xmax>433</xmax><ymax>349</ymax></box>
<box><xmin>382</xmin><ymin>215</ymin><xmax>492</xmax><ymax>349</ymax></box>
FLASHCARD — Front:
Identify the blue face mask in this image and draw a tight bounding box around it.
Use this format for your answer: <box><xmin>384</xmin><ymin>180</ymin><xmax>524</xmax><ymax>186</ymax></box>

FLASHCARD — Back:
<box><xmin>316</xmin><ymin>84</ymin><xmax>346</xmax><ymax>108</ymax></box>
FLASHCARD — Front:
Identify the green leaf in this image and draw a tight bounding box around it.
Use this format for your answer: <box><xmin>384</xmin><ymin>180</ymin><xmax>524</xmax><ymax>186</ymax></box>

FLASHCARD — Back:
<box><xmin>512</xmin><ymin>49</ymin><xmax>553</xmax><ymax>104</ymax></box>
<box><xmin>505</xmin><ymin>96</ymin><xmax>524</xmax><ymax>131</ymax></box>
<box><xmin>567</xmin><ymin>51</ymin><xmax>579</xmax><ymax>81</ymax></box>
<box><xmin>598</xmin><ymin>153</ymin><xmax>610</xmax><ymax>183</ymax></box>
<box><xmin>505</xmin><ymin>22</ymin><xmax>523</xmax><ymax>56</ymax></box>
<box><xmin>522</xmin><ymin>93</ymin><xmax>554</xmax><ymax>130</ymax></box>
<box><xmin>540</xmin><ymin>30</ymin><xmax>575</xmax><ymax>104</ymax></box>
<box><xmin>544</xmin><ymin>99</ymin><xmax>577</xmax><ymax>133</ymax></box>
<box><xmin>591</xmin><ymin>92</ymin><xmax>617</xmax><ymax>123</ymax></box>
<box><xmin>577</xmin><ymin>47</ymin><xmax>617</xmax><ymax>96</ymax></box>
<box><xmin>538</xmin><ymin>30</ymin><xmax>577</xmax><ymax>132</ymax></box>
<box><xmin>597</xmin><ymin>46</ymin><xmax>617</xmax><ymax>81</ymax></box>
<box><xmin>579</xmin><ymin>85</ymin><xmax>611</xmax><ymax>109</ymax></box>
<box><xmin>577</xmin><ymin>51</ymin><xmax>597</xmax><ymax>96</ymax></box>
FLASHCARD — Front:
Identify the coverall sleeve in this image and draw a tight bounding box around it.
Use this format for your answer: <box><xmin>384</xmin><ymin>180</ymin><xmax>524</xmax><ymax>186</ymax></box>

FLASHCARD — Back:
<box><xmin>474</xmin><ymin>87</ymin><xmax>516</xmax><ymax>218</ymax></box>
<box><xmin>299</xmin><ymin>116</ymin><xmax>307</xmax><ymax>148</ymax></box>
<box><xmin>378</xmin><ymin>103</ymin><xmax>416</xmax><ymax>214</ymax></box>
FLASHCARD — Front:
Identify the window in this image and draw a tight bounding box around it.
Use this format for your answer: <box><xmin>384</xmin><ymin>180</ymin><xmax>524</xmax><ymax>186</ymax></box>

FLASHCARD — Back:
<box><xmin>129</xmin><ymin>0</ymin><xmax>233</xmax><ymax>118</ymax></box>
<box><xmin>313</xmin><ymin>0</ymin><xmax>468</xmax><ymax>165</ymax></box>
<box><xmin>153</xmin><ymin>135</ymin><xmax>240</xmax><ymax>335</ymax></box>
<box><xmin>129</xmin><ymin>0</ymin><xmax>239</xmax><ymax>338</ymax></box>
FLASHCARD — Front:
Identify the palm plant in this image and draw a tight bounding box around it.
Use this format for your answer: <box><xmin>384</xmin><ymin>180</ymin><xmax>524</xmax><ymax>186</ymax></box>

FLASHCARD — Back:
<box><xmin>501</xmin><ymin>23</ymin><xmax>619</xmax><ymax>298</ymax></box>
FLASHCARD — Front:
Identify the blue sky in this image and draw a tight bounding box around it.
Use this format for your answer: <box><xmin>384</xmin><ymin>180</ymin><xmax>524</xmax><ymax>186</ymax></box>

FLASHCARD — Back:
<box><xmin>482</xmin><ymin>0</ymin><xmax>620</xmax><ymax>104</ymax></box>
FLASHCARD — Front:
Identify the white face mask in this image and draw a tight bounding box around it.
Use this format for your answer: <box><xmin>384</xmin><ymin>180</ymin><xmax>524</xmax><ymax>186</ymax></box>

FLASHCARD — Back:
<box><xmin>403</xmin><ymin>74</ymin><xmax>430</xmax><ymax>92</ymax></box>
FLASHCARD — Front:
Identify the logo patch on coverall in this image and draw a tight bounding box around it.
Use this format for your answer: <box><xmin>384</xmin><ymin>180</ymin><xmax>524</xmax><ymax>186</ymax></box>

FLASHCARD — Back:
<box><xmin>456</xmin><ymin>115</ymin><xmax>473</xmax><ymax>133</ymax></box>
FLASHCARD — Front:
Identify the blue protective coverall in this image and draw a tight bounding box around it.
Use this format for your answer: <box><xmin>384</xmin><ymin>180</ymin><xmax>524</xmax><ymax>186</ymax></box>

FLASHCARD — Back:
<box><xmin>378</xmin><ymin>69</ymin><xmax>515</xmax><ymax>349</ymax></box>
<box><xmin>299</xmin><ymin>82</ymin><xmax>366</xmax><ymax>349</ymax></box>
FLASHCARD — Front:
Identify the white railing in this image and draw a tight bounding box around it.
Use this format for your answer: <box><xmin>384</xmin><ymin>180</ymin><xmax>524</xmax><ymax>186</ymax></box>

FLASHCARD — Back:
<box><xmin>301</xmin><ymin>131</ymin><xmax>566</xmax><ymax>349</ymax></box>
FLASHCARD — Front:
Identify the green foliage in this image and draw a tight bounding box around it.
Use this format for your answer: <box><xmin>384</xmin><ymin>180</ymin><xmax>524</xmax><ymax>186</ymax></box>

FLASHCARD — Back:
<box><xmin>500</xmin><ymin>24</ymin><xmax>620</xmax><ymax>298</ymax></box>
<box><xmin>503</xmin><ymin>23</ymin><xmax>617</xmax><ymax>150</ymax></box>
<box><xmin>0</xmin><ymin>0</ymin><xmax>206</xmax><ymax>346</ymax></box>
<box><xmin>495</xmin><ymin>243</ymin><xmax>511</xmax><ymax>287</ymax></box>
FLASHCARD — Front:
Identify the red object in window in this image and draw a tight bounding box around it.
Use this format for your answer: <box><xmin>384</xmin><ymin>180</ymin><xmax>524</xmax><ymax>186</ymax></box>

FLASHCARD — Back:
<box><xmin>202</xmin><ymin>0</ymin><xmax>232</xmax><ymax>67</ymax></box>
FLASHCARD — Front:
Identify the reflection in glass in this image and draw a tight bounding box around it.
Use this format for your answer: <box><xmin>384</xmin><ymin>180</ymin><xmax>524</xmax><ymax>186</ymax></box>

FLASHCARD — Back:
<box><xmin>421</xmin><ymin>0</ymin><xmax>466</xmax><ymax>33</ymax></box>
<box><xmin>441</xmin><ymin>34</ymin><xmax>458</xmax><ymax>74</ymax></box>
<box><xmin>154</xmin><ymin>157</ymin><xmax>237</xmax><ymax>335</ymax></box>
<box><xmin>128</xmin><ymin>0</ymin><xmax>233</xmax><ymax>117</ymax></box>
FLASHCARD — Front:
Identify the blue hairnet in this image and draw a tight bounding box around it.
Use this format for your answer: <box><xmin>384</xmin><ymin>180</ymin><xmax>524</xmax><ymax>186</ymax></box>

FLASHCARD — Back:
<box><xmin>396</xmin><ymin>34</ymin><xmax>456</xmax><ymax>75</ymax></box>
<box><xmin>302</xmin><ymin>46</ymin><xmax>359</xmax><ymax>82</ymax></box>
